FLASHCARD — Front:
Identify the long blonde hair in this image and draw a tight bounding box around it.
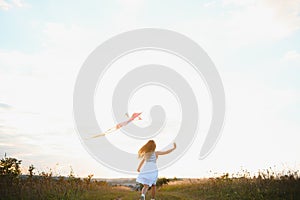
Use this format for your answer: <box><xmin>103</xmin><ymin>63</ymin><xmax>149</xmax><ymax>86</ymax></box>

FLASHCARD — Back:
<box><xmin>138</xmin><ymin>140</ymin><xmax>156</xmax><ymax>160</ymax></box>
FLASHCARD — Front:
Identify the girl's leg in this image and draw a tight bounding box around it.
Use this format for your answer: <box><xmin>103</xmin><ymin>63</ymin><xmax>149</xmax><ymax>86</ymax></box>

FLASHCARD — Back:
<box><xmin>151</xmin><ymin>184</ymin><xmax>156</xmax><ymax>199</ymax></box>
<box><xmin>141</xmin><ymin>184</ymin><xmax>149</xmax><ymax>195</ymax></box>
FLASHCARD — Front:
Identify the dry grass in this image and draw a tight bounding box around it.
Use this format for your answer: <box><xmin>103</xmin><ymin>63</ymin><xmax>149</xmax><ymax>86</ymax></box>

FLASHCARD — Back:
<box><xmin>1</xmin><ymin>155</ymin><xmax>299</xmax><ymax>200</ymax></box>
<box><xmin>1</xmin><ymin>170</ymin><xmax>300</xmax><ymax>199</ymax></box>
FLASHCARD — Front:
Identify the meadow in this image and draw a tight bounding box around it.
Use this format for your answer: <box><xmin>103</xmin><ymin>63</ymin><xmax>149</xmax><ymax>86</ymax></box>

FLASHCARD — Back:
<box><xmin>1</xmin><ymin>155</ymin><xmax>300</xmax><ymax>199</ymax></box>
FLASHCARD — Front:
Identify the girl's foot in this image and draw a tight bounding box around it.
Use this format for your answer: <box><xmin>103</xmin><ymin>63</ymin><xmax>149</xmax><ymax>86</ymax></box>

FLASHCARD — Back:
<box><xmin>140</xmin><ymin>194</ymin><xmax>145</xmax><ymax>200</ymax></box>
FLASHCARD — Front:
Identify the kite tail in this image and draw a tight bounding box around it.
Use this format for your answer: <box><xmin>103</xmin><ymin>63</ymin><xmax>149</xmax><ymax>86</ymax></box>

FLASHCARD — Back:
<box><xmin>86</xmin><ymin>127</ymin><xmax>118</xmax><ymax>139</ymax></box>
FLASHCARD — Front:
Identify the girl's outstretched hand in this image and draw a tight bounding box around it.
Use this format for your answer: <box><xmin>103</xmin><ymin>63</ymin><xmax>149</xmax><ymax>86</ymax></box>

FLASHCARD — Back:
<box><xmin>173</xmin><ymin>142</ymin><xmax>177</xmax><ymax>150</ymax></box>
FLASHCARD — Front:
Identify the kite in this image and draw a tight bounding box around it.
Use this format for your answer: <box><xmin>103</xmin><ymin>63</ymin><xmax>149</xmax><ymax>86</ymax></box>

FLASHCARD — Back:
<box><xmin>88</xmin><ymin>112</ymin><xmax>142</xmax><ymax>138</ymax></box>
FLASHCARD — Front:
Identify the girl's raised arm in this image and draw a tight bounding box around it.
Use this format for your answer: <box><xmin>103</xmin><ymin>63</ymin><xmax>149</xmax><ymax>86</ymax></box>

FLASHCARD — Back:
<box><xmin>155</xmin><ymin>143</ymin><xmax>176</xmax><ymax>156</ymax></box>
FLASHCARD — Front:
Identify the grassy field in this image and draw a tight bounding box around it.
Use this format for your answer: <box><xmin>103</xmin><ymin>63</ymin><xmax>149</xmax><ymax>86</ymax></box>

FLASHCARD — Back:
<box><xmin>1</xmin><ymin>155</ymin><xmax>299</xmax><ymax>199</ymax></box>
<box><xmin>1</xmin><ymin>174</ymin><xmax>300</xmax><ymax>199</ymax></box>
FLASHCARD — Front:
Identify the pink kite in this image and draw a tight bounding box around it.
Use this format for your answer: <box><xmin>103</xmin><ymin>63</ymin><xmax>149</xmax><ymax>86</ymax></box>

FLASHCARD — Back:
<box><xmin>88</xmin><ymin>112</ymin><xmax>142</xmax><ymax>138</ymax></box>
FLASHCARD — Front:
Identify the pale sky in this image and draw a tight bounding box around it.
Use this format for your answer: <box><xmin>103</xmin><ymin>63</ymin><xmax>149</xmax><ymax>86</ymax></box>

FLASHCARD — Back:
<box><xmin>1</xmin><ymin>0</ymin><xmax>300</xmax><ymax>178</ymax></box>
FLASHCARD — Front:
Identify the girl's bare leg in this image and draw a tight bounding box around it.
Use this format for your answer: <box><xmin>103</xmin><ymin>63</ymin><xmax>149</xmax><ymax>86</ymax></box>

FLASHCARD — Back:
<box><xmin>151</xmin><ymin>185</ymin><xmax>156</xmax><ymax>199</ymax></box>
<box><xmin>141</xmin><ymin>184</ymin><xmax>149</xmax><ymax>195</ymax></box>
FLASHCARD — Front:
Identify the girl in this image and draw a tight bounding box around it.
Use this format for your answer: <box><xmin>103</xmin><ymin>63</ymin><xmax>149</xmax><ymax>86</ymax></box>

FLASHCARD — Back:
<box><xmin>136</xmin><ymin>140</ymin><xmax>177</xmax><ymax>200</ymax></box>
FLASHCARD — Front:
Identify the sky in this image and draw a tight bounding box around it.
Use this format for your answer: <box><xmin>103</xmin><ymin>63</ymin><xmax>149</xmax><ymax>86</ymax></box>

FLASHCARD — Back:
<box><xmin>0</xmin><ymin>0</ymin><xmax>300</xmax><ymax>178</ymax></box>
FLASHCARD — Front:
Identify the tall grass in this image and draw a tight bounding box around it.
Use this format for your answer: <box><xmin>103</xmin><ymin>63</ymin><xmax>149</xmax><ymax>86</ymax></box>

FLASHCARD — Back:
<box><xmin>1</xmin><ymin>155</ymin><xmax>299</xmax><ymax>199</ymax></box>
<box><xmin>160</xmin><ymin>169</ymin><xmax>300</xmax><ymax>200</ymax></box>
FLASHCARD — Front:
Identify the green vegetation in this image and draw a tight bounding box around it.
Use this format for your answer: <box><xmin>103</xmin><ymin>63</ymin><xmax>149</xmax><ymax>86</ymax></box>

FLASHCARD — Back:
<box><xmin>158</xmin><ymin>174</ymin><xmax>300</xmax><ymax>200</ymax></box>
<box><xmin>1</xmin><ymin>154</ymin><xmax>299</xmax><ymax>199</ymax></box>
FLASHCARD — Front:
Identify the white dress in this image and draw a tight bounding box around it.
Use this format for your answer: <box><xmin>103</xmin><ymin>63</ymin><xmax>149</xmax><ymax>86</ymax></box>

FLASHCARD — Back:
<box><xmin>136</xmin><ymin>152</ymin><xmax>158</xmax><ymax>186</ymax></box>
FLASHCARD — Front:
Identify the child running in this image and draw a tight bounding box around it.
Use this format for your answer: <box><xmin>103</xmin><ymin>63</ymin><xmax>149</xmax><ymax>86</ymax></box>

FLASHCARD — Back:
<box><xmin>136</xmin><ymin>140</ymin><xmax>177</xmax><ymax>200</ymax></box>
